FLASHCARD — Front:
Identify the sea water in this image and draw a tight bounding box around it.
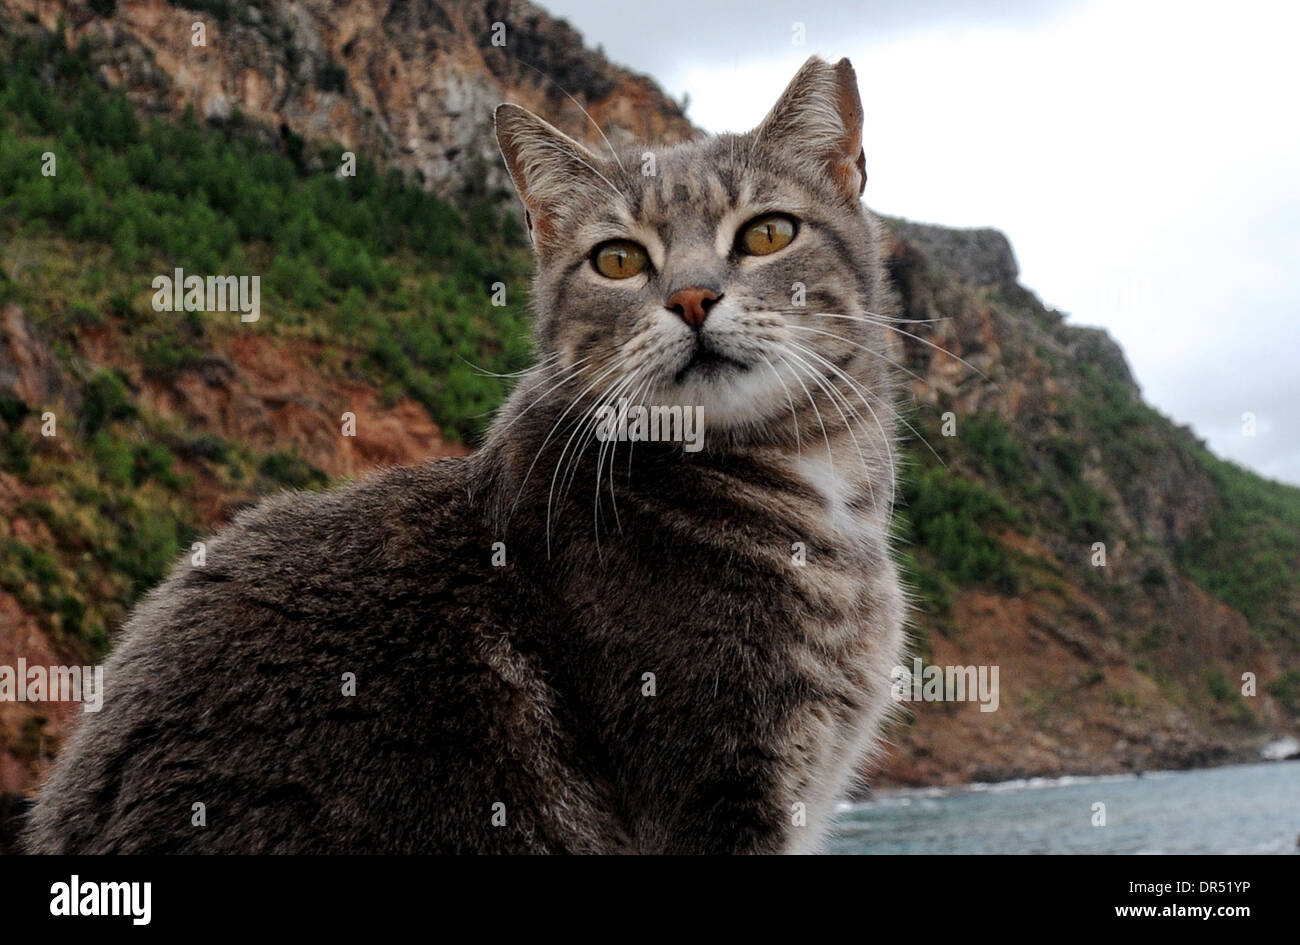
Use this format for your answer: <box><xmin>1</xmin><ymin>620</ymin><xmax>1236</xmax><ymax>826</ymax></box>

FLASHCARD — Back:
<box><xmin>828</xmin><ymin>760</ymin><xmax>1300</xmax><ymax>854</ymax></box>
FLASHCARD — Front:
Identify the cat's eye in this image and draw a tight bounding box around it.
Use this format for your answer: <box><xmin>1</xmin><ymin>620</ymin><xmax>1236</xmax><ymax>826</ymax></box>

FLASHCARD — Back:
<box><xmin>592</xmin><ymin>240</ymin><xmax>650</xmax><ymax>279</ymax></box>
<box><xmin>739</xmin><ymin>214</ymin><xmax>797</xmax><ymax>256</ymax></box>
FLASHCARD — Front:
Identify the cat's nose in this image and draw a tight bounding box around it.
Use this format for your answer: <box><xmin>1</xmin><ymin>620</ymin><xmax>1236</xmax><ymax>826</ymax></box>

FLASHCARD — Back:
<box><xmin>666</xmin><ymin>287</ymin><xmax>721</xmax><ymax>328</ymax></box>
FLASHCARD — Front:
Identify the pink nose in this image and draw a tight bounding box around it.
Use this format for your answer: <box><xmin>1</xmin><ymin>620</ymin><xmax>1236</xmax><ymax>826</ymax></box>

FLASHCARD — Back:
<box><xmin>666</xmin><ymin>287</ymin><xmax>720</xmax><ymax>328</ymax></box>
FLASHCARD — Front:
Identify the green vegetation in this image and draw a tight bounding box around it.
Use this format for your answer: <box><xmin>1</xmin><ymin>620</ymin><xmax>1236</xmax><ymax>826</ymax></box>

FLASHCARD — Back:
<box><xmin>0</xmin><ymin>24</ymin><xmax>534</xmax><ymax>656</ymax></box>
<box><xmin>259</xmin><ymin>448</ymin><xmax>328</xmax><ymax>491</ymax></box>
<box><xmin>1267</xmin><ymin>671</ymin><xmax>1300</xmax><ymax>719</ymax></box>
<box><xmin>0</xmin><ymin>24</ymin><xmax>533</xmax><ymax>443</ymax></box>
<box><xmin>2</xmin><ymin>18</ymin><xmax>1297</xmax><ymax>755</ymax></box>
<box><xmin>897</xmin><ymin>458</ymin><xmax>1019</xmax><ymax>590</ymax></box>
<box><xmin>892</xmin><ymin>448</ymin><xmax>1020</xmax><ymax>646</ymax></box>
<box><xmin>1073</xmin><ymin>361</ymin><xmax>1166</xmax><ymax>480</ymax></box>
<box><xmin>959</xmin><ymin>411</ymin><xmax>1025</xmax><ymax>481</ymax></box>
<box><xmin>1204</xmin><ymin>668</ymin><xmax>1260</xmax><ymax>728</ymax></box>
<box><xmin>1180</xmin><ymin>447</ymin><xmax>1300</xmax><ymax>645</ymax></box>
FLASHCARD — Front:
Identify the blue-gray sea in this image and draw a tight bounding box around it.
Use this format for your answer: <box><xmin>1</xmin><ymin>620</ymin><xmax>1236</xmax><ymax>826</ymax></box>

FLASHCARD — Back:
<box><xmin>828</xmin><ymin>760</ymin><xmax>1300</xmax><ymax>854</ymax></box>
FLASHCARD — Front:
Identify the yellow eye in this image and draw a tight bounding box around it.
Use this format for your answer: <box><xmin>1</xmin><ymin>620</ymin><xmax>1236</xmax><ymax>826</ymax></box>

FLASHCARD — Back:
<box><xmin>739</xmin><ymin>214</ymin><xmax>797</xmax><ymax>256</ymax></box>
<box><xmin>593</xmin><ymin>240</ymin><xmax>650</xmax><ymax>279</ymax></box>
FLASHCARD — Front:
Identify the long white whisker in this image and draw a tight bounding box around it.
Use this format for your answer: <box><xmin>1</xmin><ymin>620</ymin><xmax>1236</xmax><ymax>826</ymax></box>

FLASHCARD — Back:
<box><xmin>532</xmin><ymin>139</ymin><xmax>626</xmax><ymax>203</ymax></box>
<box><xmin>545</xmin><ymin>361</ymin><xmax>641</xmax><ymax>554</ymax></box>
<box><xmin>758</xmin><ymin>352</ymin><xmax>799</xmax><ymax>456</ymax></box>
<box><xmin>592</xmin><ymin>368</ymin><xmax>646</xmax><ymax>544</ymax></box>
<box><xmin>781</xmin><ymin>354</ymin><xmax>834</xmax><ymax>477</ymax></box>
<box><xmin>495</xmin><ymin>356</ymin><xmax>591</xmax><ymax>442</ymax></box>
<box><xmin>785</xmin><ymin>343</ymin><xmax>890</xmax><ymax>515</ymax></box>
<box><xmin>511</xmin><ymin>356</ymin><xmax>626</xmax><ymax>534</ymax></box>
<box><xmin>514</xmin><ymin>59</ymin><xmax>629</xmax><ymax>177</ymax></box>
<box><xmin>458</xmin><ymin>352</ymin><xmax>556</xmax><ymax>379</ymax></box>
<box><xmin>807</xmin><ymin>312</ymin><xmax>989</xmax><ymax>380</ymax></box>
<box><xmin>787</xmin><ymin>324</ymin><xmax>932</xmax><ymax>388</ymax></box>
<box><xmin>783</xmin><ymin>325</ymin><xmax>947</xmax><ymax>469</ymax></box>
<box><xmin>782</xmin><ymin>346</ymin><xmax>880</xmax><ymax>516</ymax></box>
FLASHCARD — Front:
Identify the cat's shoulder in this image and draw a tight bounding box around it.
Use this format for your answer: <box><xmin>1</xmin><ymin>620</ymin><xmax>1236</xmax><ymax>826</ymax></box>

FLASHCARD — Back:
<box><xmin>130</xmin><ymin>456</ymin><xmax>485</xmax><ymax>632</ymax></box>
<box><xmin>210</xmin><ymin>455</ymin><xmax>474</xmax><ymax>563</ymax></box>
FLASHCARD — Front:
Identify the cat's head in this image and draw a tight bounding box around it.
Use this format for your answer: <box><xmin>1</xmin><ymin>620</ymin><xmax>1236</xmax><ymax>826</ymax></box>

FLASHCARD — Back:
<box><xmin>495</xmin><ymin>56</ymin><xmax>893</xmax><ymax>446</ymax></box>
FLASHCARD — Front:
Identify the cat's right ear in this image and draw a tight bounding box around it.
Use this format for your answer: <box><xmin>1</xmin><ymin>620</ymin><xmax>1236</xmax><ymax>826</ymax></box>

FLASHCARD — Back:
<box><xmin>752</xmin><ymin>56</ymin><xmax>867</xmax><ymax>202</ymax></box>
<box><xmin>494</xmin><ymin>103</ymin><xmax>609</xmax><ymax>251</ymax></box>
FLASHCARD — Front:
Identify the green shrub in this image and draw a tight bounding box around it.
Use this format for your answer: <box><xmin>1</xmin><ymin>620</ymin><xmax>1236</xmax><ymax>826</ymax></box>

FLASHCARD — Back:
<box><xmin>961</xmin><ymin>412</ymin><xmax>1025</xmax><ymax>481</ymax></box>
<box><xmin>259</xmin><ymin>449</ymin><xmax>328</xmax><ymax>491</ymax></box>
<box><xmin>80</xmin><ymin>370</ymin><xmax>136</xmax><ymax>436</ymax></box>
<box><xmin>1268</xmin><ymin>671</ymin><xmax>1300</xmax><ymax>718</ymax></box>
<box><xmin>897</xmin><ymin>457</ymin><xmax>1019</xmax><ymax>592</ymax></box>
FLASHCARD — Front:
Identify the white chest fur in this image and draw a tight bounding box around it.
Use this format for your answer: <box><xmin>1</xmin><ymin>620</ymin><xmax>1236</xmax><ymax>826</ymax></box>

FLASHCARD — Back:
<box><xmin>779</xmin><ymin>451</ymin><xmax>903</xmax><ymax>852</ymax></box>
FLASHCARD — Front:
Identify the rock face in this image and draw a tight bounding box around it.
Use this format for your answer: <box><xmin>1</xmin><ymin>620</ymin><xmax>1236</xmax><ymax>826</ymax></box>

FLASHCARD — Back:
<box><xmin>7</xmin><ymin>0</ymin><xmax>695</xmax><ymax>199</ymax></box>
<box><xmin>0</xmin><ymin>303</ymin><xmax>67</xmax><ymax>407</ymax></box>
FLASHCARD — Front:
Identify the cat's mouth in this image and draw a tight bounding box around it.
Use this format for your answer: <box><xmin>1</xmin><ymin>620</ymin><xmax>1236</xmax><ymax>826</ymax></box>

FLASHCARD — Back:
<box><xmin>673</xmin><ymin>343</ymin><xmax>750</xmax><ymax>384</ymax></box>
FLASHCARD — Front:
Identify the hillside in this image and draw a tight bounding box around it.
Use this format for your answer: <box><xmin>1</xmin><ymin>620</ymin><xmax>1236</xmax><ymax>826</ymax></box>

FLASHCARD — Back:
<box><xmin>880</xmin><ymin>220</ymin><xmax>1299</xmax><ymax>782</ymax></box>
<box><xmin>1</xmin><ymin>1</ymin><xmax>1297</xmax><ymax>847</ymax></box>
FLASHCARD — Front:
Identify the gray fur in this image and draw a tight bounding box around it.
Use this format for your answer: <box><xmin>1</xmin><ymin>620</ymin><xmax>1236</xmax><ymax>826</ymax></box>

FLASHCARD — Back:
<box><xmin>25</xmin><ymin>56</ymin><xmax>905</xmax><ymax>854</ymax></box>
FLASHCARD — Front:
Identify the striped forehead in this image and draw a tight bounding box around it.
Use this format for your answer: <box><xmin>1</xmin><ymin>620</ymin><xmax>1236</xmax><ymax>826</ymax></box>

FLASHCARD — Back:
<box><xmin>628</xmin><ymin>145</ymin><xmax>756</xmax><ymax>247</ymax></box>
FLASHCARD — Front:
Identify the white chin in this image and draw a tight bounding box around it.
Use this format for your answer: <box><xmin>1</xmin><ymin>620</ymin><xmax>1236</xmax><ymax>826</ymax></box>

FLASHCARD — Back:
<box><xmin>652</xmin><ymin>365</ymin><xmax>790</xmax><ymax>430</ymax></box>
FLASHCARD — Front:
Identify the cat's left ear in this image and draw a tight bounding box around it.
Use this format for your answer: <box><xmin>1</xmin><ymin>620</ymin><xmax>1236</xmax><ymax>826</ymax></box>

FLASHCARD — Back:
<box><xmin>753</xmin><ymin>56</ymin><xmax>867</xmax><ymax>201</ymax></box>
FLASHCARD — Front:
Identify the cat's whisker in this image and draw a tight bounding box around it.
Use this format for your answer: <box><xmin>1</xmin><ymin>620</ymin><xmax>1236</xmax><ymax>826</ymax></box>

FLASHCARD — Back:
<box><xmin>458</xmin><ymin>352</ymin><xmax>556</xmax><ymax>379</ymax></box>
<box><xmin>581</xmin><ymin>363</ymin><xmax>651</xmax><ymax>552</ymax></box>
<box><xmin>857</xmin><ymin>307</ymin><xmax>952</xmax><ymax>325</ymax></box>
<box><xmin>826</xmin><ymin>359</ymin><xmax>945</xmax><ymax>474</ymax></box>
<box><xmin>806</xmin><ymin>311</ymin><xmax>989</xmax><ymax>381</ymax></box>
<box><xmin>782</xmin><ymin>324</ymin><xmax>948</xmax><ymax>470</ymax></box>
<box><xmin>547</xmin><ymin>360</ymin><xmax>646</xmax><ymax>554</ymax></box>
<box><xmin>781</xmin><ymin>346</ymin><xmax>882</xmax><ymax>517</ymax></box>
<box><xmin>592</xmin><ymin>367</ymin><xmax>647</xmax><ymax>546</ymax></box>
<box><xmin>780</xmin><ymin>354</ymin><xmax>835</xmax><ymax>479</ymax></box>
<box><xmin>785</xmin><ymin>341</ymin><xmax>895</xmax><ymax>515</ymax></box>
<box><xmin>618</xmin><ymin>369</ymin><xmax>657</xmax><ymax>486</ymax></box>
<box><xmin>782</xmin><ymin>306</ymin><xmax>949</xmax><ymax>326</ymax></box>
<box><xmin>786</xmin><ymin>323</ymin><xmax>932</xmax><ymax>389</ymax></box>
<box><xmin>494</xmin><ymin>356</ymin><xmax>592</xmax><ymax>442</ymax></box>
<box><xmin>538</xmin><ymin>360</ymin><xmax>634</xmax><ymax>548</ymax></box>
<box><xmin>623</xmin><ymin>372</ymin><xmax>655</xmax><ymax>481</ymax></box>
<box><xmin>513</xmin><ymin>59</ymin><xmax>629</xmax><ymax>178</ymax></box>
<box><xmin>557</xmin><ymin>370</ymin><xmax>633</xmax><ymax>508</ymax></box>
<box><xmin>557</xmin><ymin>363</ymin><xmax>640</xmax><ymax>506</ymax></box>
<box><xmin>510</xmin><ymin>356</ymin><xmax>627</xmax><ymax>536</ymax></box>
<box><xmin>758</xmin><ymin>352</ymin><xmax>800</xmax><ymax>456</ymax></box>
<box><xmin>532</xmin><ymin>139</ymin><xmax>627</xmax><ymax>203</ymax></box>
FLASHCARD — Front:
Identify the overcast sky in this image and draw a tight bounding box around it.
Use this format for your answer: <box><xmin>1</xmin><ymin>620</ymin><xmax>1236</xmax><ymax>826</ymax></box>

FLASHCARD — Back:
<box><xmin>541</xmin><ymin>0</ymin><xmax>1300</xmax><ymax>486</ymax></box>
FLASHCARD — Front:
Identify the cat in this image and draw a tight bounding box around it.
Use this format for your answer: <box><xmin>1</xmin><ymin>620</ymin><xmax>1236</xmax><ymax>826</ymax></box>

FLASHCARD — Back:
<box><xmin>24</xmin><ymin>55</ymin><xmax>906</xmax><ymax>854</ymax></box>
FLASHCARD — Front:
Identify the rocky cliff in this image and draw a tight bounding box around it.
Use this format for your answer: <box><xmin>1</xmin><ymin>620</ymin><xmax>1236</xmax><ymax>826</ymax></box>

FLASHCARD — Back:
<box><xmin>6</xmin><ymin>0</ymin><xmax>694</xmax><ymax>199</ymax></box>
<box><xmin>1</xmin><ymin>1</ymin><xmax>1297</xmax><ymax>848</ymax></box>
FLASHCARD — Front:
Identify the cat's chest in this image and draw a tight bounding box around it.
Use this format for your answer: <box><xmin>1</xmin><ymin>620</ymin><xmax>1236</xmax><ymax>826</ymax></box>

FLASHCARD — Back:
<box><xmin>777</xmin><ymin>452</ymin><xmax>902</xmax><ymax>852</ymax></box>
<box><xmin>789</xmin><ymin>452</ymin><xmax>884</xmax><ymax>551</ymax></box>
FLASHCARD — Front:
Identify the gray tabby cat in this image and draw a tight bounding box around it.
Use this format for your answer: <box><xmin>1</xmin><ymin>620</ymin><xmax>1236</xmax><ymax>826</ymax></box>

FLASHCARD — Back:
<box><xmin>25</xmin><ymin>56</ymin><xmax>905</xmax><ymax>854</ymax></box>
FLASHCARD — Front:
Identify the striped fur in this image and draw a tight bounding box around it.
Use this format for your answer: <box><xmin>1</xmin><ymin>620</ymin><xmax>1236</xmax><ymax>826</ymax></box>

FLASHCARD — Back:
<box><xmin>25</xmin><ymin>57</ymin><xmax>905</xmax><ymax>854</ymax></box>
